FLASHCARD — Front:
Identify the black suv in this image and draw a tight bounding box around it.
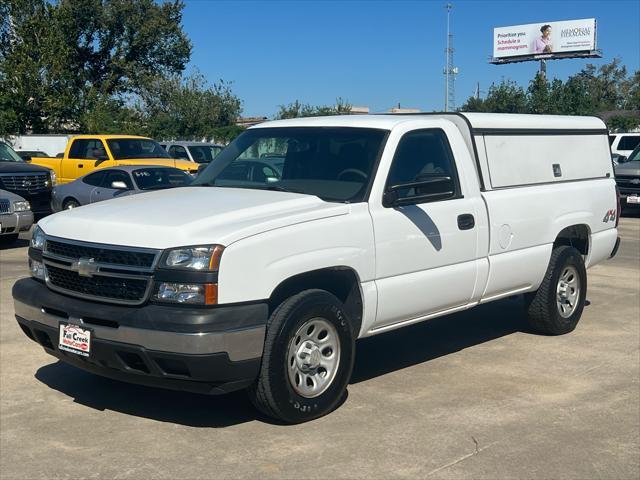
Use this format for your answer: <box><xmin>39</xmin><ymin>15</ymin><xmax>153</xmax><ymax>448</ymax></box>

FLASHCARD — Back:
<box><xmin>0</xmin><ymin>141</ymin><xmax>54</xmax><ymax>218</ymax></box>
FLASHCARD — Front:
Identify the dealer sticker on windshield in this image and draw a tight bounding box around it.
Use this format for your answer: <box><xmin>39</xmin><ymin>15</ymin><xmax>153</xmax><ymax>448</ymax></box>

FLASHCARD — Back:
<box><xmin>58</xmin><ymin>323</ymin><xmax>91</xmax><ymax>357</ymax></box>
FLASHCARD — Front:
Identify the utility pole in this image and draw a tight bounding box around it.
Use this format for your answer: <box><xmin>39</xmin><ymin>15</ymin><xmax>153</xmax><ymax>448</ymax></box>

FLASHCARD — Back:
<box><xmin>444</xmin><ymin>3</ymin><xmax>459</xmax><ymax>112</ymax></box>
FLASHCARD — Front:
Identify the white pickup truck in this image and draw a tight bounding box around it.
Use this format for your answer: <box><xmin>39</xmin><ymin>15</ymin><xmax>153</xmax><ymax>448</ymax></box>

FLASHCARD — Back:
<box><xmin>14</xmin><ymin>113</ymin><xmax>620</xmax><ymax>423</ymax></box>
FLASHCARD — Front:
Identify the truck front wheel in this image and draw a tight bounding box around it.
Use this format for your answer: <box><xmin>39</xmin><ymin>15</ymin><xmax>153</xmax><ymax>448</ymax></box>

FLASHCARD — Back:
<box><xmin>525</xmin><ymin>246</ymin><xmax>587</xmax><ymax>335</ymax></box>
<box><xmin>248</xmin><ymin>289</ymin><xmax>356</xmax><ymax>423</ymax></box>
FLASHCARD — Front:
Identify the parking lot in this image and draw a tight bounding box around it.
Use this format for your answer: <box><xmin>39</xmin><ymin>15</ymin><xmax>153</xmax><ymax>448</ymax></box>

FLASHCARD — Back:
<box><xmin>0</xmin><ymin>216</ymin><xmax>637</xmax><ymax>479</ymax></box>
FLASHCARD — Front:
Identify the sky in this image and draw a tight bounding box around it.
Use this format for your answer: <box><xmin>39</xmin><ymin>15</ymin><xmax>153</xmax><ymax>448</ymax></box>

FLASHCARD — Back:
<box><xmin>182</xmin><ymin>0</ymin><xmax>640</xmax><ymax>117</ymax></box>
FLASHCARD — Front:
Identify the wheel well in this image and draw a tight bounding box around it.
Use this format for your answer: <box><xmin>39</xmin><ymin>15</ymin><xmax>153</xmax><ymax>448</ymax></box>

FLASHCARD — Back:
<box><xmin>554</xmin><ymin>224</ymin><xmax>590</xmax><ymax>255</ymax></box>
<box><xmin>269</xmin><ymin>268</ymin><xmax>363</xmax><ymax>335</ymax></box>
<box><xmin>62</xmin><ymin>197</ymin><xmax>79</xmax><ymax>207</ymax></box>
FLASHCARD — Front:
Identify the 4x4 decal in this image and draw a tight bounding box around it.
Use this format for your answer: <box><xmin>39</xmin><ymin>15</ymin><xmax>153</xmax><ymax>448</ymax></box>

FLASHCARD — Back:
<box><xmin>603</xmin><ymin>209</ymin><xmax>616</xmax><ymax>223</ymax></box>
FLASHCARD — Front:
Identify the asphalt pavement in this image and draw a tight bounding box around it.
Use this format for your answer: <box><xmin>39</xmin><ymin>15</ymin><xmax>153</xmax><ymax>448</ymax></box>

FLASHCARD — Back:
<box><xmin>1</xmin><ymin>216</ymin><xmax>638</xmax><ymax>479</ymax></box>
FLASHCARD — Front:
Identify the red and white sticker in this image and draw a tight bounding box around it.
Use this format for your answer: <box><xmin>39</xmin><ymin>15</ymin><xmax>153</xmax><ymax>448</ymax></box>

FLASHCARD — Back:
<box><xmin>58</xmin><ymin>324</ymin><xmax>91</xmax><ymax>357</ymax></box>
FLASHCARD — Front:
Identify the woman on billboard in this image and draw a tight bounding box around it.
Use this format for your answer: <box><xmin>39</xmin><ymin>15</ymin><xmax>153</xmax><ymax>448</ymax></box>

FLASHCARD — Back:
<box><xmin>534</xmin><ymin>24</ymin><xmax>553</xmax><ymax>53</ymax></box>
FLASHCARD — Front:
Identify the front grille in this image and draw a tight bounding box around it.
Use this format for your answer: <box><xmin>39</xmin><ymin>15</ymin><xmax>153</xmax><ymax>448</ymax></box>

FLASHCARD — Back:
<box><xmin>46</xmin><ymin>264</ymin><xmax>149</xmax><ymax>303</ymax></box>
<box><xmin>0</xmin><ymin>173</ymin><xmax>49</xmax><ymax>194</ymax></box>
<box><xmin>0</xmin><ymin>199</ymin><xmax>10</xmax><ymax>214</ymax></box>
<box><xmin>42</xmin><ymin>237</ymin><xmax>159</xmax><ymax>305</ymax></box>
<box><xmin>615</xmin><ymin>175</ymin><xmax>640</xmax><ymax>193</ymax></box>
<box><xmin>46</xmin><ymin>240</ymin><xmax>156</xmax><ymax>268</ymax></box>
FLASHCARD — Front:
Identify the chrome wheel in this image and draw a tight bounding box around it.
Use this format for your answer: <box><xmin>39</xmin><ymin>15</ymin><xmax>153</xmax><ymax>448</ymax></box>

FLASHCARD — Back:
<box><xmin>286</xmin><ymin>317</ymin><xmax>341</xmax><ymax>398</ymax></box>
<box><xmin>556</xmin><ymin>265</ymin><xmax>580</xmax><ymax>318</ymax></box>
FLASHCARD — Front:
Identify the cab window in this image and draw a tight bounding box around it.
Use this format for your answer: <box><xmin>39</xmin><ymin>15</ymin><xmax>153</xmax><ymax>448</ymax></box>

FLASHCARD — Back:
<box><xmin>385</xmin><ymin>129</ymin><xmax>460</xmax><ymax>204</ymax></box>
<box><xmin>69</xmin><ymin>139</ymin><xmax>108</xmax><ymax>160</ymax></box>
<box><xmin>168</xmin><ymin>145</ymin><xmax>189</xmax><ymax>160</ymax></box>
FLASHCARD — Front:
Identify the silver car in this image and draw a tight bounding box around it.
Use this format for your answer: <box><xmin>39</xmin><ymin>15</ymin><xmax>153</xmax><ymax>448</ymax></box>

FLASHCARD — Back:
<box><xmin>0</xmin><ymin>189</ymin><xmax>34</xmax><ymax>245</ymax></box>
<box><xmin>51</xmin><ymin>165</ymin><xmax>192</xmax><ymax>211</ymax></box>
<box><xmin>161</xmin><ymin>141</ymin><xmax>224</xmax><ymax>164</ymax></box>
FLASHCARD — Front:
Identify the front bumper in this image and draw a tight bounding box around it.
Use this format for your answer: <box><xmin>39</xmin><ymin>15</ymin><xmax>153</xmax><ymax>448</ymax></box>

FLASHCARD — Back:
<box><xmin>0</xmin><ymin>211</ymin><xmax>34</xmax><ymax>235</ymax></box>
<box><xmin>13</xmin><ymin>278</ymin><xmax>267</xmax><ymax>395</ymax></box>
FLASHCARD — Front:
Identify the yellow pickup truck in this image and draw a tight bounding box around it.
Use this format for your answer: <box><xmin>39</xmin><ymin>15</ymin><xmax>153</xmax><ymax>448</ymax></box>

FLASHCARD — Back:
<box><xmin>29</xmin><ymin>135</ymin><xmax>198</xmax><ymax>184</ymax></box>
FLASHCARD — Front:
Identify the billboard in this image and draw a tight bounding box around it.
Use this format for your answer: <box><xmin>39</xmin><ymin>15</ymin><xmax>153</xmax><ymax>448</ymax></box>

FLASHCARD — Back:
<box><xmin>492</xmin><ymin>18</ymin><xmax>597</xmax><ymax>61</ymax></box>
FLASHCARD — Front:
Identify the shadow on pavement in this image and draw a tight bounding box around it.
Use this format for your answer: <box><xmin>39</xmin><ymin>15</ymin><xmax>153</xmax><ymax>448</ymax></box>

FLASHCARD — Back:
<box><xmin>351</xmin><ymin>296</ymin><xmax>535</xmax><ymax>383</ymax></box>
<box><xmin>34</xmin><ymin>296</ymin><xmax>538</xmax><ymax>426</ymax></box>
<box><xmin>0</xmin><ymin>238</ymin><xmax>30</xmax><ymax>250</ymax></box>
<box><xmin>35</xmin><ymin>362</ymin><xmax>265</xmax><ymax>427</ymax></box>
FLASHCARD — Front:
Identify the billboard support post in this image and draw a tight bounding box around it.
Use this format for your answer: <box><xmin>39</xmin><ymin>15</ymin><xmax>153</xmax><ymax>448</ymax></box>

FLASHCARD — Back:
<box><xmin>540</xmin><ymin>59</ymin><xmax>547</xmax><ymax>78</ymax></box>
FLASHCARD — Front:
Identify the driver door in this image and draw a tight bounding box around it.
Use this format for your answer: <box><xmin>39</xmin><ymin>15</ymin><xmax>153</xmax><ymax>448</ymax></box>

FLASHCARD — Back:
<box><xmin>369</xmin><ymin>128</ymin><xmax>481</xmax><ymax>329</ymax></box>
<box><xmin>65</xmin><ymin>139</ymin><xmax>112</xmax><ymax>180</ymax></box>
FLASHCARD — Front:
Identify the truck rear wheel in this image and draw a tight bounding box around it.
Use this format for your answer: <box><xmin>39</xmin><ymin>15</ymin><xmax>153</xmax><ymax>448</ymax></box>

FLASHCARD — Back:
<box><xmin>248</xmin><ymin>289</ymin><xmax>355</xmax><ymax>423</ymax></box>
<box><xmin>525</xmin><ymin>246</ymin><xmax>587</xmax><ymax>335</ymax></box>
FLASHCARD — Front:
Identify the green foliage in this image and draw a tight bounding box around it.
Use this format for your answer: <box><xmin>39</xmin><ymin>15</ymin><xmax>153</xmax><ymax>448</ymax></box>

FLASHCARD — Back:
<box><xmin>0</xmin><ymin>0</ymin><xmax>192</xmax><ymax>135</ymax></box>
<box><xmin>607</xmin><ymin>114</ymin><xmax>640</xmax><ymax>133</ymax></box>
<box><xmin>138</xmin><ymin>72</ymin><xmax>242</xmax><ymax>141</ymax></box>
<box><xmin>461</xmin><ymin>80</ymin><xmax>527</xmax><ymax>113</ymax></box>
<box><xmin>461</xmin><ymin>59</ymin><xmax>639</xmax><ymax>131</ymax></box>
<box><xmin>275</xmin><ymin>98</ymin><xmax>352</xmax><ymax>119</ymax></box>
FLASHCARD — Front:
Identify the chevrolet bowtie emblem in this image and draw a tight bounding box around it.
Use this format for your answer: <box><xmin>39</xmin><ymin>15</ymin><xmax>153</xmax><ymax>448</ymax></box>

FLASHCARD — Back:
<box><xmin>72</xmin><ymin>257</ymin><xmax>98</xmax><ymax>277</ymax></box>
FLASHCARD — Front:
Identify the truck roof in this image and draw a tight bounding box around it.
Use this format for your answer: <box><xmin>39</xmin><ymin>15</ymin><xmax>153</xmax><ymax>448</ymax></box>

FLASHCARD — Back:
<box><xmin>251</xmin><ymin>113</ymin><xmax>606</xmax><ymax>132</ymax></box>
<box><xmin>69</xmin><ymin>135</ymin><xmax>151</xmax><ymax>140</ymax></box>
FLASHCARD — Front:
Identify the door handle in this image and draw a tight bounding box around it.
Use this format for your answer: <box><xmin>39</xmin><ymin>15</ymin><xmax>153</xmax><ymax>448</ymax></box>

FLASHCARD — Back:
<box><xmin>78</xmin><ymin>164</ymin><xmax>84</xmax><ymax>168</ymax></box>
<box><xmin>457</xmin><ymin>214</ymin><xmax>475</xmax><ymax>230</ymax></box>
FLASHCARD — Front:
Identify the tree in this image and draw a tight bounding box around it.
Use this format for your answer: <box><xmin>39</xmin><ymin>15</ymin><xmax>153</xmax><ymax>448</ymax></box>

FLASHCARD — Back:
<box><xmin>138</xmin><ymin>72</ymin><xmax>242</xmax><ymax>141</ymax></box>
<box><xmin>460</xmin><ymin>60</ymin><xmax>639</xmax><ymax>131</ymax></box>
<box><xmin>460</xmin><ymin>80</ymin><xmax>527</xmax><ymax>113</ymax></box>
<box><xmin>0</xmin><ymin>0</ymin><xmax>191</xmax><ymax>134</ymax></box>
<box><xmin>275</xmin><ymin>98</ymin><xmax>352</xmax><ymax>119</ymax></box>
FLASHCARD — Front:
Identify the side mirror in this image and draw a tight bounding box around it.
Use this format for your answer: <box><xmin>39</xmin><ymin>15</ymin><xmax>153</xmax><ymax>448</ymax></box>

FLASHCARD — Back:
<box><xmin>111</xmin><ymin>180</ymin><xmax>128</xmax><ymax>190</ymax></box>
<box><xmin>618</xmin><ymin>155</ymin><xmax>628</xmax><ymax>163</ymax></box>
<box><xmin>383</xmin><ymin>176</ymin><xmax>455</xmax><ymax>208</ymax></box>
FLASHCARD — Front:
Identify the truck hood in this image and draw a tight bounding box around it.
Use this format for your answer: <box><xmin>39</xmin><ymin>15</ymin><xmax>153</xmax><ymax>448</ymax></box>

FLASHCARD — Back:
<box><xmin>615</xmin><ymin>161</ymin><xmax>640</xmax><ymax>177</ymax></box>
<box><xmin>38</xmin><ymin>187</ymin><xmax>350</xmax><ymax>248</ymax></box>
<box><xmin>0</xmin><ymin>160</ymin><xmax>52</xmax><ymax>174</ymax></box>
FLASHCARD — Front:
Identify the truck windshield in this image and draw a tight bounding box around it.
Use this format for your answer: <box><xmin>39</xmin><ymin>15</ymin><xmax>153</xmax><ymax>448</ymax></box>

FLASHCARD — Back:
<box><xmin>0</xmin><ymin>142</ymin><xmax>24</xmax><ymax>162</ymax></box>
<box><xmin>106</xmin><ymin>139</ymin><xmax>171</xmax><ymax>160</ymax></box>
<box><xmin>192</xmin><ymin>127</ymin><xmax>388</xmax><ymax>202</ymax></box>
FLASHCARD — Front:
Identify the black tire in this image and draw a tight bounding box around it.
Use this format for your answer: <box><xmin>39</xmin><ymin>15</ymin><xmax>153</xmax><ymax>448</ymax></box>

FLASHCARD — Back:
<box><xmin>525</xmin><ymin>246</ymin><xmax>587</xmax><ymax>335</ymax></box>
<box><xmin>248</xmin><ymin>289</ymin><xmax>356</xmax><ymax>424</ymax></box>
<box><xmin>62</xmin><ymin>198</ymin><xmax>80</xmax><ymax>210</ymax></box>
<box><xmin>0</xmin><ymin>233</ymin><xmax>19</xmax><ymax>245</ymax></box>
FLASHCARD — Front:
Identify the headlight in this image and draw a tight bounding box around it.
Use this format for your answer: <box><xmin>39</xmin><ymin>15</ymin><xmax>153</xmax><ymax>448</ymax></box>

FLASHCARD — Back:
<box><xmin>29</xmin><ymin>258</ymin><xmax>45</xmax><ymax>280</ymax></box>
<box><xmin>47</xmin><ymin>170</ymin><xmax>57</xmax><ymax>187</ymax></box>
<box><xmin>154</xmin><ymin>282</ymin><xmax>217</xmax><ymax>305</ymax></box>
<box><xmin>161</xmin><ymin>245</ymin><xmax>224</xmax><ymax>271</ymax></box>
<box><xmin>31</xmin><ymin>225</ymin><xmax>45</xmax><ymax>250</ymax></box>
<box><xmin>13</xmin><ymin>200</ymin><xmax>31</xmax><ymax>212</ymax></box>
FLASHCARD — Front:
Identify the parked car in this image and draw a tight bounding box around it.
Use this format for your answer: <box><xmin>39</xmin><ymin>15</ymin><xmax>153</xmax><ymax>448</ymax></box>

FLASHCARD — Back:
<box><xmin>52</xmin><ymin>166</ymin><xmax>193</xmax><ymax>211</ymax></box>
<box><xmin>16</xmin><ymin>150</ymin><xmax>49</xmax><ymax>161</ymax></box>
<box><xmin>614</xmin><ymin>143</ymin><xmax>640</xmax><ymax>210</ymax></box>
<box><xmin>0</xmin><ymin>141</ymin><xmax>54</xmax><ymax>218</ymax></box>
<box><xmin>29</xmin><ymin>135</ymin><xmax>199</xmax><ymax>184</ymax></box>
<box><xmin>609</xmin><ymin>133</ymin><xmax>640</xmax><ymax>157</ymax></box>
<box><xmin>0</xmin><ymin>189</ymin><xmax>33</xmax><ymax>245</ymax></box>
<box><xmin>14</xmin><ymin>113</ymin><xmax>619</xmax><ymax>424</ymax></box>
<box><xmin>161</xmin><ymin>141</ymin><xmax>224</xmax><ymax>164</ymax></box>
